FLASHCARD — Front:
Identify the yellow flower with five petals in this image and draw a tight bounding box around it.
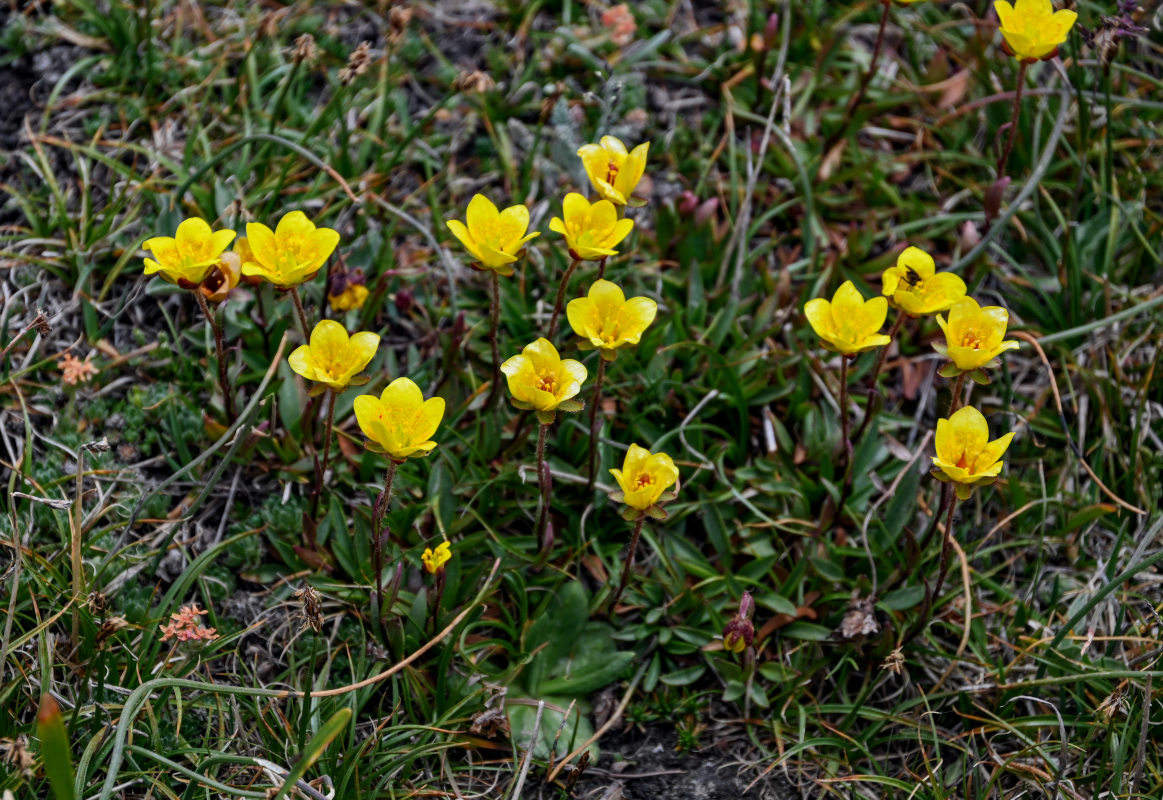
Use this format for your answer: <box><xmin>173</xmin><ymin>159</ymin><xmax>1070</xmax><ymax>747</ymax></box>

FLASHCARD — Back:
<box><xmin>446</xmin><ymin>194</ymin><xmax>540</xmax><ymax>276</ymax></box>
<box><xmin>143</xmin><ymin>218</ymin><xmax>237</xmax><ymax>288</ymax></box>
<box><xmin>353</xmin><ymin>377</ymin><xmax>445</xmax><ymax>461</ymax></box>
<box><xmin>934</xmin><ymin>296</ymin><xmax>1019</xmax><ymax>373</ymax></box>
<box><xmin>243</xmin><ymin>211</ymin><xmax>341</xmax><ymax>288</ymax></box>
<box><xmin>500</xmin><ymin>338</ymin><xmax>587</xmax><ymax>423</ymax></box>
<box><xmin>549</xmin><ymin>193</ymin><xmax>635</xmax><ymax>261</ymax></box>
<box><xmin>566</xmin><ymin>279</ymin><xmax>657</xmax><ymax>360</ymax></box>
<box><xmin>804</xmin><ymin>281</ymin><xmax>892</xmax><ymax>355</ymax></box>
<box><xmin>421</xmin><ymin>541</ymin><xmax>452</xmax><ymax>575</ymax></box>
<box><xmin>881</xmin><ymin>246</ymin><xmax>967</xmax><ymax>316</ymax></box>
<box><xmin>288</xmin><ymin>320</ymin><xmax>380</xmax><ymax>392</ymax></box>
<box><xmin>994</xmin><ymin>0</ymin><xmax>1077</xmax><ymax>61</ymax></box>
<box><xmin>610</xmin><ymin>444</ymin><xmax>679</xmax><ymax>515</ymax></box>
<box><xmin>577</xmin><ymin>136</ymin><xmax>649</xmax><ymax>207</ymax></box>
<box><xmin>932</xmin><ymin>405</ymin><xmax>1015</xmax><ymax>500</ymax></box>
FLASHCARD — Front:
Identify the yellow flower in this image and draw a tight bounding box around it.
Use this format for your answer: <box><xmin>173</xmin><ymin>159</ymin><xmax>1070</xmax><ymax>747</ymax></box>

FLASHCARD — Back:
<box><xmin>353</xmin><ymin>377</ymin><xmax>445</xmax><ymax>461</ymax></box>
<box><xmin>566</xmin><ymin>279</ymin><xmax>657</xmax><ymax>360</ymax></box>
<box><xmin>143</xmin><ymin>218</ymin><xmax>236</xmax><ymax>288</ymax></box>
<box><xmin>804</xmin><ymin>281</ymin><xmax>892</xmax><ymax>355</ymax></box>
<box><xmin>577</xmin><ymin>136</ymin><xmax>649</xmax><ymax>207</ymax></box>
<box><xmin>548</xmin><ymin>193</ymin><xmax>635</xmax><ymax>261</ymax></box>
<box><xmin>421</xmin><ymin>541</ymin><xmax>452</xmax><ymax>575</ymax></box>
<box><xmin>243</xmin><ymin>211</ymin><xmax>341</xmax><ymax>288</ymax></box>
<box><xmin>934</xmin><ymin>297</ymin><xmax>1020</xmax><ymax>372</ymax></box>
<box><xmin>500</xmin><ymin>338</ymin><xmax>587</xmax><ymax>421</ymax></box>
<box><xmin>994</xmin><ymin>0</ymin><xmax>1077</xmax><ymax>61</ymax></box>
<box><xmin>288</xmin><ymin>320</ymin><xmax>380</xmax><ymax>392</ymax></box>
<box><xmin>881</xmin><ymin>246</ymin><xmax>967</xmax><ymax>316</ymax></box>
<box><xmin>445</xmin><ymin>195</ymin><xmax>540</xmax><ymax>276</ymax></box>
<box><xmin>932</xmin><ymin>405</ymin><xmax>1015</xmax><ymax>500</ymax></box>
<box><xmin>610</xmin><ymin>444</ymin><xmax>679</xmax><ymax>513</ymax></box>
<box><xmin>329</xmin><ymin>283</ymin><xmax>369</xmax><ymax>312</ymax></box>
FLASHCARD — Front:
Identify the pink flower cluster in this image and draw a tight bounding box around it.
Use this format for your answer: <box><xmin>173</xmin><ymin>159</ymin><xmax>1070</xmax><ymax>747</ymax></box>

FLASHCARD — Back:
<box><xmin>159</xmin><ymin>604</ymin><xmax>219</xmax><ymax>643</ymax></box>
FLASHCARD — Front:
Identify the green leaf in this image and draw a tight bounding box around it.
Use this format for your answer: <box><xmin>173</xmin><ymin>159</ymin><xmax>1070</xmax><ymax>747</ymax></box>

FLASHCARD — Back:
<box><xmin>659</xmin><ymin>664</ymin><xmax>706</xmax><ymax>686</ymax></box>
<box><xmin>781</xmin><ymin>621</ymin><xmax>832</xmax><ymax>641</ymax></box>
<box><xmin>524</xmin><ymin>582</ymin><xmax>589</xmax><ymax>694</ymax></box>
<box><xmin>880</xmin><ymin>584</ymin><xmax>926</xmax><ymax>611</ymax></box>
<box><xmin>508</xmin><ymin>697</ymin><xmax>596</xmax><ymax>760</ymax></box>
<box><xmin>270</xmin><ymin>708</ymin><xmax>352</xmax><ymax>800</ymax></box>
<box><xmin>37</xmin><ymin>694</ymin><xmax>75</xmax><ymax>800</ymax></box>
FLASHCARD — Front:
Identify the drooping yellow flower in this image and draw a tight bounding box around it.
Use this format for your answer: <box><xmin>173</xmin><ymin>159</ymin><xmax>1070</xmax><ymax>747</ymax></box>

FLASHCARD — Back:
<box><xmin>610</xmin><ymin>444</ymin><xmax>679</xmax><ymax>513</ymax></box>
<box><xmin>549</xmin><ymin>193</ymin><xmax>635</xmax><ymax>261</ymax></box>
<box><xmin>934</xmin><ymin>297</ymin><xmax>1020</xmax><ymax>372</ymax></box>
<box><xmin>421</xmin><ymin>541</ymin><xmax>452</xmax><ymax>575</ymax></box>
<box><xmin>353</xmin><ymin>377</ymin><xmax>445</xmax><ymax>461</ymax></box>
<box><xmin>288</xmin><ymin>320</ymin><xmax>380</xmax><ymax>392</ymax></box>
<box><xmin>445</xmin><ymin>195</ymin><xmax>540</xmax><ymax>275</ymax></box>
<box><xmin>566</xmin><ymin>279</ymin><xmax>657</xmax><ymax>360</ymax></box>
<box><xmin>329</xmin><ymin>283</ymin><xmax>369</xmax><ymax>312</ymax></box>
<box><xmin>500</xmin><ymin>338</ymin><xmax>587</xmax><ymax>421</ymax></box>
<box><xmin>994</xmin><ymin>0</ymin><xmax>1077</xmax><ymax>61</ymax></box>
<box><xmin>143</xmin><ymin>218</ymin><xmax>237</xmax><ymax>288</ymax></box>
<box><xmin>200</xmin><ymin>251</ymin><xmax>242</xmax><ymax>303</ymax></box>
<box><xmin>243</xmin><ymin>211</ymin><xmax>341</xmax><ymax>288</ymax></box>
<box><xmin>881</xmin><ymin>246</ymin><xmax>967</xmax><ymax>316</ymax></box>
<box><xmin>577</xmin><ymin>136</ymin><xmax>649</xmax><ymax>207</ymax></box>
<box><xmin>932</xmin><ymin>405</ymin><xmax>1015</xmax><ymax>500</ymax></box>
<box><xmin>804</xmin><ymin>281</ymin><xmax>892</xmax><ymax>355</ymax></box>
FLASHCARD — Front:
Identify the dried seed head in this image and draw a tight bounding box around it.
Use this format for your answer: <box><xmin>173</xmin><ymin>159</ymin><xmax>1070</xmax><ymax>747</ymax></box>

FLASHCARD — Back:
<box><xmin>339</xmin><ymin>41</ymin><xmax>373</xmax><ymax>86</ymax></box>
<box><xmin>388</xmin><ymin>6</ymin><xmax>414</xmax><ymax>44</ymax></box>
<box><xmin>32</xmin><ymin>309</ymin><xmax>52</xmax><ymax>337</ymax></box>
<box><xmin>881</xmin><ymin>647</ymin><xmax>905</xmax><ymax>674</ymax></box>
<box><xmin>452</xmin><ymin>70</ymin><xmax>496</xmax><ymax>94</ymax></box>
<box><xmin>295</xmin><ymin>585</ymin><xmax>324</xmax><ymax>633</ymax></box>
<box><xmin>292</xmin><ymin>33</ymin><xmax>318</xmax><ymax>65</ymax></box>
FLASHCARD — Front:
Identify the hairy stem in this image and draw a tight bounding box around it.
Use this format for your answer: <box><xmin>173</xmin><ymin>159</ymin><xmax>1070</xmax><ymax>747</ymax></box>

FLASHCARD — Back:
<box><xmin>309</xmin><ymin>389</ymin><xmax>338</xmax><ymax>524</ymax></box>
<box><xmin>195</xmin><ymin>291</ymin><xmax>236</xmax><ymax>422</ymax></box>
<box><xmin>995</xmin><ymin>60</ymin><xmax>1030</xmax><ymax>180</ymax></box>
<box><xmin>609</xmin><ymin>516</ymin><xmax>646</xmax><ymax>614</ymax></box>
<box><xmin>290</xmin><ymin>286</ymin><xmax>311</xmax><ymax>338</ymax></box>
<box><xmin>485</xmin><ymin>271</ymin><xmax>502</xmax><ymax>410</ymax></box>
<box><xmin>548</xmin><ymin>259</ymin><xmax>581</xmax><ymax>340</ymax></box>
<box><xmin>535</xmin><ymin>422</ymin><xmax>551</xmax><ymax>555</ymax></box>
<box><xmin>371</xmin><ymin>461</ymin><xmax>398</xmax><ymax>638</ymax></box>
<box><xmin>586</xmin><ymin>358</ymin><xmax>609</xmax><ymax>492</ymax></box>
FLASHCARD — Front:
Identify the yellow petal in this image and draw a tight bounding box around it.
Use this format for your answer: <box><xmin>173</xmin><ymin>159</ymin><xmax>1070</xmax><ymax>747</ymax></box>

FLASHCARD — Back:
<box><xmin>609</xmin><ymin>217</ymin><xmax>635</xmax><ymax>247</ymax></box>
<box><xmin>353</xmin><ymin>394</ymin><xmax>387</xmax><ymax>442</ymax></box>
<box><xmin>275</xmin><ymin>210</ymin><xmax>314</xmax><ymax>239</ymax></box>
<box><xmin>288</xmin><ymin>345</ymin><xmax>318</xmax><ymax>380</ymax></box>
<box><xmin>416</xmin><ymin>397</ymin><xmax>446</xmax><ymax>442</ymax></box>
<box><xmin>619</xmin><ymin>296</ymin><xmax>658</xmax><ymax>341</ymax></box>
<box><xmin>609</xmin><ymin>468</ymin><xmax>630</xmax><ymax>495</ymax></box>
<box><xmin>548</xmin><ymin>217</ymin><xmax>567</xmax><ymax>235</ymax></box>
<box><xmin>498</xmin><ymin>204</ymin><xmax>531</xmax><ymax>247</ymax></box>
<box><xmin>562</xmin><ymin>193</ymin><xmax>590</xmax><ymax>226</ymax></box>
<box><xmin>346</xmin><ymin>331</ymin><xmax>381</xmax><ymax>373</ymax></box>
<box><xmin>245</xmin><ymin>222</ymin><xmax>278</xmax><ymax>270</ymax></box>
<box><xmin>559</xmin><ymin>359</ymin><xmax>588</xmax><ymax>398</ymax></box>
<box><xmin>622</xmin><ymin>443</ymin><xmax>651</xmax><ymax>477</ymax></box>
<box><xmin>831</xmin><ymin>281</ymin><xmax>866</xmax><ymax>315</ymax></box>
<box><xmin>566</xmin><ymin>296</ymin><xmax>596</xmax><ymax>340</ymax></box>
<box><xmin>175</xmin><ymin>218</ymin><xmax>214</xmax><ymax>243</ymax></box>
<box><xmin>309</xmin><ymin>319</ymin><xmax>350</xmax><ymax>360</ymax></box>
<box><xmin>978</xmin><ymin>431</ymin><xmax>1015</xmax><ymax>469</ymax></box>
<box><xmin>599</xmin><ymin>135</ymin><xmax>628</xmax><ymax>157</ymax></box>
<box><xmin>948</xmin><ymin>405</ymin><xmax>990</xmax><ymax>456</ymax></box>
<box><xmin>466</xmin><ymin>194</ymin><xmax>499</xmax><ymax>235</ymax></box>
<box><xmin>898</xmin><ymin>246</ymin><xmax>935</xmax><ymax>278</ymax></box>
<box><xmin>381</xmin><ymin>376</ymin><xmax>425</xmax><ymax>408</ymax></box>
<box><xmin>209</xmin><ymin>228</ymin><xmax>238</xmax><ymax>257</ymax></box>
<box><xmin>994</xmin><ymin>0</ymin><xmax>1016</xmax><ymax>29</ymax></box>
<box><xmin>804</xmin><ymin>298</ymin><xmax>835</xmax><ymax>340</ymax></box>
<box><xmin>523</xmin><ymin>338</ymin><xmax>562</xmax><ymax>374</ymax></box>
<box><xmin>588</xmin><ymin>199</ymin><xmax>619</xmax><ymax>236</ymax></box>
<box><xmin>614</xmin><ymin>141</ymin><xmax>649</xmax><ymax>200</ymax></box>
<box><xmin>860</xmin><ymin>296</ymin><xmax>889</xmax><ymax>334</ymax></box>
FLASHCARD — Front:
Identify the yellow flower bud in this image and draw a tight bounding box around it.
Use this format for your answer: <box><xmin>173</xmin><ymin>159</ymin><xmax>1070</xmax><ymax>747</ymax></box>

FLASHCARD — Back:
<box><xmin>421</xmin><ymin>541</ymin><xmax>451</xmax><ymax>575</ymax></box>
<box><xmin>932</xmin><ymin>406</ymin><xmax>1015</xmax><ymax>500</ymax></box>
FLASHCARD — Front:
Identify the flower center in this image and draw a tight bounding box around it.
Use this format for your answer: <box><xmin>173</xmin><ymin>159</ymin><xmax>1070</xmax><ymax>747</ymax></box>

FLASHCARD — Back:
<box><xmin>633</xmin><ymin>472</ymin><xmax>654</xmax><ymax>490</ymax></box>
<box><xmin>959</xmin><ymin>328</ymin><xmax>983</xmax><ymax>349</ymax></box>
<box><xmin>535</xmin><ymin>372</ymin><xmax>558</xmax><ymax>394</ymax></box>
<box><xmin>605</xmin><ymin>160</ymin><xmax>619</xmax><ymax>185</ymax></box>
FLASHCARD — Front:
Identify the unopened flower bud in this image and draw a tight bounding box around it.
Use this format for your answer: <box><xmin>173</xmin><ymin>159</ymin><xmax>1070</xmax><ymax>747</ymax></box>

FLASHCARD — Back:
<box><xmin>722</xmin><ymin>617</ymin><xmax>754</xmax><ymax>653</ymax></box>
<box><xmin>984</xmin><ymin>176</ymin><xmax>1011</xmax><ymax>226</ymax></box>
<box><xmin>676</xmin><ymin>190</ymin><xmax>699</xmax><ymax>217</ymax></box>
<box><xmin>764</xmin><ymin>13</ymin><xmax>780</xmax><ymax>48</ymax></box>
<box><xmin>395</xmin><ymin>288</ymin><xmax>414</xmax><ymax>314</ymax></box>
<box><xmin>694</xmin><ymin>198</ymin><xmax>719</xmax><ymax>226</ymax></box>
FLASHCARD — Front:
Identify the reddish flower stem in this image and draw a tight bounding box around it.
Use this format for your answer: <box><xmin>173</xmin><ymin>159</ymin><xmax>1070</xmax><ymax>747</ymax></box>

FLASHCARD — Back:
<box><xmin>609</xmin><ymin>516</ymin><xmax>645</xmax><ymax>615</ymax></box>
<box><xmin>995</xmin><ymin>60</ymin><xmax>1030</xmax><ymax>180</ymax></box>
<box><xmin>548</xmin><ymin>259</ymin><xmax>581</xmax><ymax>340</ymax></box>
<box><xmin>289</xmin><ymin>286</ymin><xmax>311</xmax><ymax>338</ymax></box>
<box><xmin>194</xmin><ymin>290</ymin><xmax>237</xmax><ymax>422</ymax></box>
<box><xmin>585</xmin><ymin>358</ymin><xmax>609</xmax><ymax>493</ymax></box>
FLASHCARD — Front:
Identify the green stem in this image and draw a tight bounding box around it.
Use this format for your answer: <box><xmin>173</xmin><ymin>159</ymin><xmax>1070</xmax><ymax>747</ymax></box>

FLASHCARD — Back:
<box><xmin>71</xmin><ymin>447</ymin><xmax>85</xmax><ymax>643</ymax></box>
<box><xmin>609</xmin><ymin>516</ymin><xmax>645</xmax><ymax>615</ymax></box>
